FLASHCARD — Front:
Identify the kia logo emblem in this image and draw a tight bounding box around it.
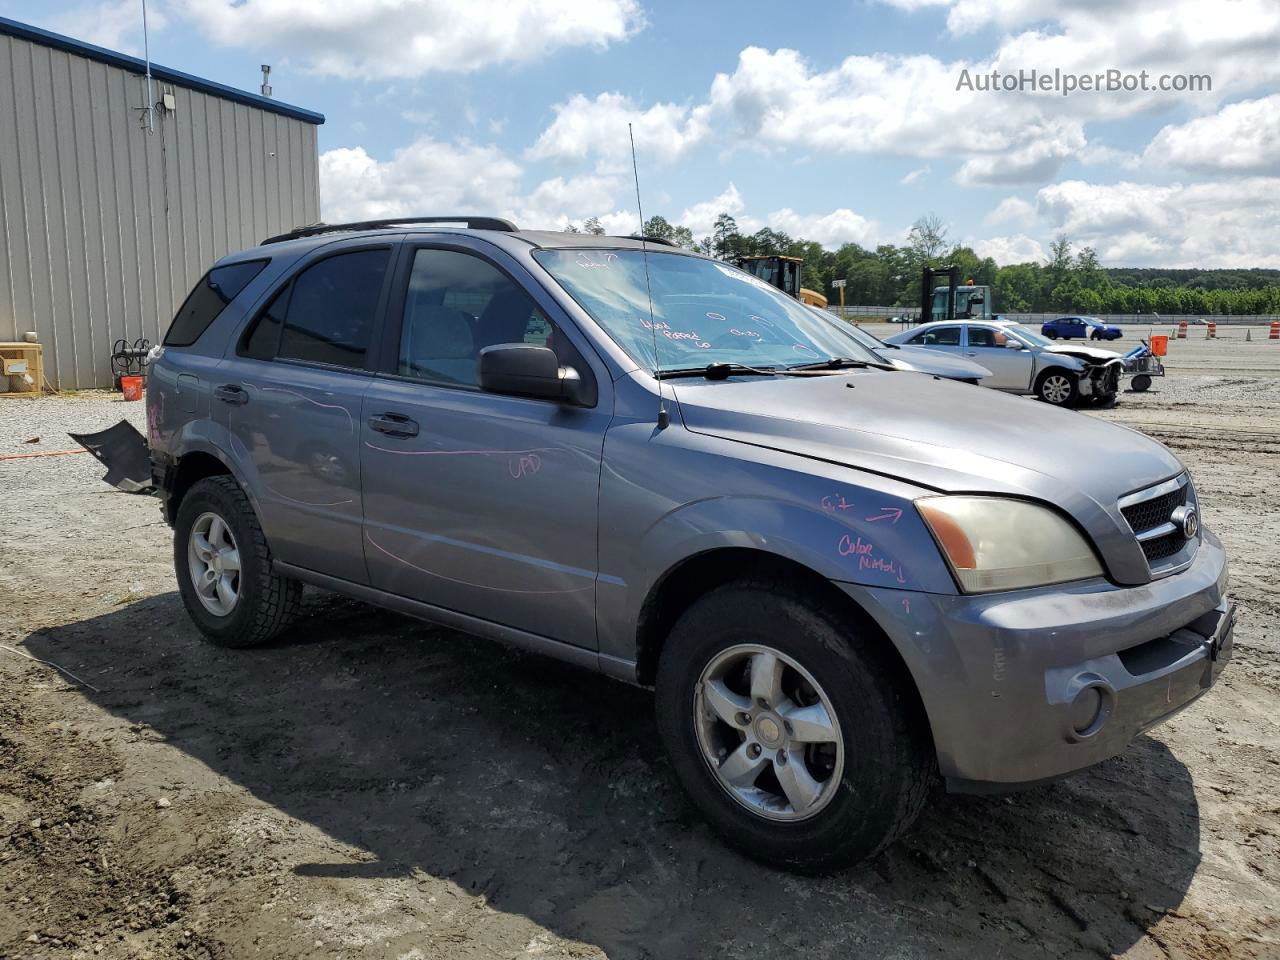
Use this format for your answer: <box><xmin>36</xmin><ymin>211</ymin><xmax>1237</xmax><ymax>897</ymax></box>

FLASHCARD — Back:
<box><xmin>1170</xmin><ymin>505</ymin><xmax>1199</xmax><ymax>540</ymax></box>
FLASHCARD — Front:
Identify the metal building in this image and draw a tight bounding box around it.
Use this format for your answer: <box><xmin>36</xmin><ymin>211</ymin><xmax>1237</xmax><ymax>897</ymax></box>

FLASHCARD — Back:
<box><xmin>0</xmin><ymin>17</ymin><xmax>324</xmax><ymax>388</ymax></box>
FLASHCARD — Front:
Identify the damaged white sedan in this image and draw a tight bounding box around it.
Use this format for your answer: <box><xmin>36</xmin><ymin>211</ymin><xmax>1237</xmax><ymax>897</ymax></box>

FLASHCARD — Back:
<box><xmin>885</xmin><ymin>320</ymin><xmax>1125</xmax><ymax>407</ymax></box>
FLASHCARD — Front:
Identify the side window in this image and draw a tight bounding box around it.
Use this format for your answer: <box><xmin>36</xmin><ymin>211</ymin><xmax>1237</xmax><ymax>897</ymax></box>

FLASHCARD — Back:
<box><xmin>275</xmin><ymin>249</ymin><xmax>390</xmax><ymax>368</ymax></box>
<box><xmin>397</xmin><ymin>248</ymin><xmax>558</xmax><ymax>386</ymax></box>
<box><xmin>967</xmin><ymin>326</ymin><xmax>997</xmax><ymax>347</ymax></box>
<box><xmin>165</xmin><ymin>260</ymin><xmax>268</xmax><ymax>346</ymax></box>
<box><xmin>242</xmin><ymin>284</ymin><xmax>290</xmax><ymax>360</ymax></box>
<box><xmin>922</xmin><ymin>326</ymin><xmax>961</xmax><ymax>346</ymax></box>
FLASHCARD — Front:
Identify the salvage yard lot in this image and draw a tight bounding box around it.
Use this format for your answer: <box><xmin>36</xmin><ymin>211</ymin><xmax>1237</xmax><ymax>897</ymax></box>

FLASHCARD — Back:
<box><xmin>2</xmin><ymin>330</ymin><xmax>1278</xmax><ymax>960</ymax></box>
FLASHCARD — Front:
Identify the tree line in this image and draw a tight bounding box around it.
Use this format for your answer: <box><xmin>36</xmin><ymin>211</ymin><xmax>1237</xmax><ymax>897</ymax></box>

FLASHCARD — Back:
<box><xmin>564</xmin><ymin>212</ymin><xmax>1280</xmax><ymax>316</ymax></box>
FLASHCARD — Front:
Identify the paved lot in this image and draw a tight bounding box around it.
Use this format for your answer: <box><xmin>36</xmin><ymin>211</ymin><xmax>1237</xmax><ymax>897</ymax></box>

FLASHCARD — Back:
<box><xmin>2</xmin><ymin>335</ymin><xmax>1278</xmax><ymax>960</ymax></box>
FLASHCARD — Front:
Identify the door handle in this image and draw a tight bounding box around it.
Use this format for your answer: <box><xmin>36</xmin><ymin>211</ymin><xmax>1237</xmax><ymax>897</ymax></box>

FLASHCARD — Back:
<box><xmin>966</xmin><ymin>351</ymin><xmax>977</xmax><ymax>357</ymax></box>
<box><xmin>213</xmin><ymin>384</ymin><xmax>248</xmax><ymax>404</ymax></box>
<box><xmin>368</xmin><ymin>413</ymin><xmax>419</xmax><ymax>437</ymax></box>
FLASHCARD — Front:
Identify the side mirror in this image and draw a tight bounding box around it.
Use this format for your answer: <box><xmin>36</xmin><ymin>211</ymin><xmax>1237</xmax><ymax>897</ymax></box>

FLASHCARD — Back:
<box><xmin>1005</xmin><ymin>339</ymin><xmax>1024</xmax><ymax>350</ymax></box>
<box><xmin>478</xmin><ymin>343</ymin><xmax>589</xmax><ymax>405</ymax></box>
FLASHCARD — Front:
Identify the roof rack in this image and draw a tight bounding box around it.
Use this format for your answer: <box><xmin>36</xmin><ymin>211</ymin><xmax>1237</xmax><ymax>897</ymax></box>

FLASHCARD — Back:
<box><xmin>261</xmin><ymin>216</ymin><xmax>519</xmax><ymax>245</ymax></box>
<box><xmin>624</xmin><ymin>234</ymin><xmax>679</xmax><ymax>247</ymax></box>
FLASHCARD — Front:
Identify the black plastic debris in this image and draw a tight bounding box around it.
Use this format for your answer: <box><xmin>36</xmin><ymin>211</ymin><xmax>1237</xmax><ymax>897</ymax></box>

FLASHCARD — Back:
<box><xmin>68</xmin><ymin>420</ymin><xmax>153</xmax><ymax>493</ymax></box>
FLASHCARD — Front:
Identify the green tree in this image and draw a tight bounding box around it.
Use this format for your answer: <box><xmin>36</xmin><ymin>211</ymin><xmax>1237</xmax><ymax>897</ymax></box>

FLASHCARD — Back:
<box><xmin>582</xmin><ymin>216</ymin><xmax>605</xmax><ymax>235</ymax></box>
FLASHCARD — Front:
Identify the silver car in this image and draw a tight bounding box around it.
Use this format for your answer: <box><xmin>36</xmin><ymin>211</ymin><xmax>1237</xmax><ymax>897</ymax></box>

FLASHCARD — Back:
<box><xmin>885</xmin><ymin>320</ymin><xmax>1124</xmax><ymax>407</ymax></box>
<box><xmin>147</xmin><ymin>220</ymin><xmax>1232</xmax><ymax>873</ymax></box>
<box><xmin>814</xmin><ymin>311</ymin><xmax>992</xmax><ymax>383</ymax></box>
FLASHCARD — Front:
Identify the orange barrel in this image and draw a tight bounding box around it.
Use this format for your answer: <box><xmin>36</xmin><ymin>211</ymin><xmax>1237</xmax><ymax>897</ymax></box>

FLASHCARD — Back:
<box><xmin>1206</xmin><ymin>322</ymin><xmax>1217</xmax><ymax>339</ymax></box>
<box><xmin>1149</xmin><ymin>334</ymin><xmax>1168</xmax><ymax>356</ymax></box>
<box><xmin>1270</xmin><ymin>321</ymin><xmax>1280</xmax><ymax>340</ymax></box>
<box><xmin>120</xmin><ymin>375</ymin><xmax>144</xmax><ymax>401</ymax></box>
<box><xmin>1176</xmin><ymin>320</ymin><xmax>1188</xmax><ymax>339</ymax></box>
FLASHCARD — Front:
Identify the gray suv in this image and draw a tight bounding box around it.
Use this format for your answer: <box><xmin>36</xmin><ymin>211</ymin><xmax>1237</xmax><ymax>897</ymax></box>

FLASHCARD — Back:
<box><xmin>148</xmin><ymin>217</ymin><xmax>1233</xmax><ymax>872</ymax></box>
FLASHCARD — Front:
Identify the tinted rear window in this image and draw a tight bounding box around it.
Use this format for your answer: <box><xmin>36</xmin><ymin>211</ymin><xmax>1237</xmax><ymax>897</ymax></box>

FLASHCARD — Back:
<box><xmin>164</xmin><ymin>260</ymin><xmax>268</xmax><ymax>346</ymax></box>
<box><xmin>277</xmin><ymin>249</ymin><xmax>390</xmax><ymax>368</ymax></box>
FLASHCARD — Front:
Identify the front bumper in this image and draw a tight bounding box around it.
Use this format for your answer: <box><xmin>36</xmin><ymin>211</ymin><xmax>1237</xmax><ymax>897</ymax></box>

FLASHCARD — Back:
<box><xmin>839</xmin><ymin>529</ymin><xmax>1231</xmax><ymax>789</ymax></box>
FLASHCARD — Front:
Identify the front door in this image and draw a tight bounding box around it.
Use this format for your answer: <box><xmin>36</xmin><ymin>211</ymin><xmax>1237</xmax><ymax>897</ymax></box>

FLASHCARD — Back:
<box><xmin>219</xmin><ymin>243</ymin><xmax>395</xmax><ymax>584</ymax></box>
<box><xmin>963</xmin><ymin>324</ymin><xmax>1033</xmax><ymax>390</ymax></box>
<box><xmin>359</xmin><ymin>242</ymin><xmax>611</xmax><ymax>649</ymax></box>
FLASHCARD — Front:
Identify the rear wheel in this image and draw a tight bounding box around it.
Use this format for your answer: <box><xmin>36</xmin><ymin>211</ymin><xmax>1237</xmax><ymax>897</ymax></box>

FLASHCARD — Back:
<box><xmin>174</xmin><ymin>476</ymin><xmax>302</xmax><ymax>648</ymax></box>
<box><xmin>1036</xmin><ymin>369</ymin><xmax>1078</xmax><ymax>406</ymax></box>
<box><xmin>1131</xmin><ymin>374</ymin><xmax>1152</xmax><ymax>392</ymax></box>
<box><xmin>655</xmin><ymin>581</ymin><xmax>933</xmax><ymax>873</ymax></box>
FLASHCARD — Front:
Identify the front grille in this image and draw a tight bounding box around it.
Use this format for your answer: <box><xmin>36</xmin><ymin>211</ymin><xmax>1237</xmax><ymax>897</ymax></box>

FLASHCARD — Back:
<box><xmin>1141</xmin><ymin>531</ymin><xmax>1186</xmax><ymax>563</ymax></box>
<box><xmin>1119</xmin><ymin>476</ymin><xmax>1193</xmax><ymax>567</ymax></box>
<box><xmin>1121</xmin><ymin>485</ymin><xmax>1187</xmax><ymax>534</ymax></box>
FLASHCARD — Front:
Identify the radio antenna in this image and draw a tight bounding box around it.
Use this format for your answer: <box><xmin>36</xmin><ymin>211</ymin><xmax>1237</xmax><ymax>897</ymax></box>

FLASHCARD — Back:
<box><xmin>630</xmin><ymin>123</ymin><xmax>668</xmax><ymax>430</ymax></box>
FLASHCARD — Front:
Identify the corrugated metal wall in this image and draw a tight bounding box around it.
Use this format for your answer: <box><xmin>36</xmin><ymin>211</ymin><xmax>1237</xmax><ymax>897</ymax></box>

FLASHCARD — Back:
<box><xmin>0</xmin><ymin>32</ymin><xmax>320</xmax><ymax>388</ymax></box>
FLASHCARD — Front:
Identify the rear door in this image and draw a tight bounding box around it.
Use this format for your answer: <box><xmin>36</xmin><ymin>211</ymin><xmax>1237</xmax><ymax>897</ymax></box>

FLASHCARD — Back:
<box><xmin>358</xmin><ymin>239</ymin><xmax>612</xmax><ymax>649</ymax></box>
<box><xmin>218</xmin><ymin>240</ymin><xmax>397</xmax><ymax>584</ymax></box>
<box><xmin>962</xmin><ymin>324</ymin><xmax>1033</xmax><ymax>390</ymax></box>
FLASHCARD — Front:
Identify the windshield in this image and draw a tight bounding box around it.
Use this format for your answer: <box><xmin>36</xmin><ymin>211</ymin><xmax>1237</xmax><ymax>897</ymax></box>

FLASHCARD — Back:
<box><xmin>534</xmin><ymin>249</ymin><xmax>881</xmax><ymax>371</ymax></box>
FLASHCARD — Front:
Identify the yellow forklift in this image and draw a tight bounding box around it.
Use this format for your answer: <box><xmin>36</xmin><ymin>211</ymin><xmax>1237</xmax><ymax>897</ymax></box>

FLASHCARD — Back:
<box><xmin>735</xmin><ymin>255</ymin><xmax>828</xmax><ymax>308</ymax></box>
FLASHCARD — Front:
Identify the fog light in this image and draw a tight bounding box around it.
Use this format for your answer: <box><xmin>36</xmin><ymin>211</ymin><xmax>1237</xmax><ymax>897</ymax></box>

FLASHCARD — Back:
<box><xmin>1069</xmin><ymin>687</ymin><xmax>1102</xmax><ymax>734</ymax></box>
<box><xmin>1067</xmin><ymin>681</ymin><xmax>1113</xmax><ymax>739</ymax></box>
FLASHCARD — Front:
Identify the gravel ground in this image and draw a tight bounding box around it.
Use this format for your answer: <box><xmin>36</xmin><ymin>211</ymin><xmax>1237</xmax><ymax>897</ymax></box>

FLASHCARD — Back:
<box><xmin>2</xmin><ymin>335</ymin><xmax>1279</xmax><ymax>960</ymax></box>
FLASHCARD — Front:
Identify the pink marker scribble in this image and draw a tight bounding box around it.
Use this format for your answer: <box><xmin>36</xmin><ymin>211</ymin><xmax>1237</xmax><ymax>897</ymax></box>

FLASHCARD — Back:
<box><xmin>576</xmin><ymin>252</ymin><xmax>617</xmax><ymax>269</ymax></box>
<box><xmin>822</xmin><ymin>494</ymin><xmax>854</xmax><ymax>513</ymax></box>
<box><xmin>865</xmin><ymin>506</ymin><xmax>903</xmax><ymax>524</ymax></box>
<box><xmin>508</xmin><ymin>453</ymin><xmax>542</xmax><ymax>479</ymax></box>
<box><xmin>902</xmin><ymin>598</ymin><xmax>911</xmax><ymax>615</ymax></box>
<box><xmin>837</xmin><ymin>534</ymin><xmax>907</xmax><ymax>584</ymax></box>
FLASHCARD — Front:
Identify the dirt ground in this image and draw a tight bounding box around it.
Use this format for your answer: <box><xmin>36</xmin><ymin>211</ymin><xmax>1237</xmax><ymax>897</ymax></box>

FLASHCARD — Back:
<box><xmin>2</xmin><ymin>330</ymin><xmax>1279</xmax><ymax>960</ymax></box>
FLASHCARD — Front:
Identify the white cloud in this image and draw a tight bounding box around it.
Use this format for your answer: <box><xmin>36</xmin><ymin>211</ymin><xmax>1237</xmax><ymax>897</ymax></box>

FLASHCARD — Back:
<box><xmin>39</xmin><ymin>0</ymin><xmax>169</xmax><ymax>55</ymax></box>
<box><xmin>1144</xmin><ymin>95</ymin><xmax>1280</xmax><ymax>175</ymax></box>
<box><xmin>701</xmin><ymin>47</ymin><xmax>1089</xmax><ymax>185</ymax></box>
<box><xmin>763</xmin><ymin>208</ymin><xmax>881</xmax><ymax>248</ymax></box>
<box><xmin>183</xmin><ymin>0</ymin><xmax>644</xmax><ymax>78</ymax></box>
<box><xmin>973</xmin><ymin>234</ymin><xmax>1047</xmax><ymax>264</ymax></box>
<box><xmin>984</xmin><ymin>196</ymin><xmax>1036</xmax><ymax>226</ymax></box>
<box><xmin>527</xmin><ymin>92</ymin><xmax>712</xmax><ymax>165</ymax></box>
<box><xmin>900</xmin><ymin>167</ymin><xmax>930</xmax><ymax>185</ymax></box>
<box><xmin>677</xmin><ymin>183</ymin><xmax>745</xmax><ymax>236</ymax></box>
<box><xmin>319</xmin><ymin>138</ymin><xmax>523</xmax><ymax>222</ymax></box>
<box><xmin>1034</xmin><ymin>177</ymin><xmax>1280</xmax><ymax>267</ymax></box>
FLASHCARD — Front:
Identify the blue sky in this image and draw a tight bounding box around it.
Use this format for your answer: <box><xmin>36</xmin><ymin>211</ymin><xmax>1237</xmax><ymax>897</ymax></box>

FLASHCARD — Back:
<box><xmin>8</xmin><ymin>0</ymin><xmax>1280</xmax><ymax>266</ymax></box>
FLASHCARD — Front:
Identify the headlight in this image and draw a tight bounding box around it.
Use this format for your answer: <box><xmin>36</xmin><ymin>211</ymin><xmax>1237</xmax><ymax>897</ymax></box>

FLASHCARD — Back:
<box><xmin>916</xmin><ymin>496</ymin><xmax>1103</xmax><ymax>593</ymax></box>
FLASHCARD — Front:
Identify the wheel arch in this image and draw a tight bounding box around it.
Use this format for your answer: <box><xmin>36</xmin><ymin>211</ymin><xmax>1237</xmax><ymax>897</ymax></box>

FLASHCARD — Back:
<box><xmin>165</xmin><ymin>450</ymin><xmax>235</xmax><ymax>523</ymax></box>
<box><xmin>634</xmin><ymin>549</ymin><xmax>929</xmax><ymax>722</ymax></box>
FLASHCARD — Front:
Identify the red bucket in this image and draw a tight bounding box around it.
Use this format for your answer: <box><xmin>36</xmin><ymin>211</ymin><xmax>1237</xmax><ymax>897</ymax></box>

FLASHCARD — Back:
<box><xmin>120</xmin><ymin>374</ymin><xmax>144</xmax><ymax>401</ymax></box>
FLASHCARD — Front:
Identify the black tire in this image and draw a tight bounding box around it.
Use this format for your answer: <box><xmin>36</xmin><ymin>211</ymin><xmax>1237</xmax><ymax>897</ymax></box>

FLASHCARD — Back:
<box><xmin>1131</xmin><ymin>374</ymin><xmax>1152</xmax><ymax>392</ymax></box>
<box><xmin>1044</xmin><ymin>330</ymin><xmax>1058</xmax><ymax>339</ymax></box>
<box><xmin>1035</xmin><ymin>369</ymin><xmax>1079</xmax><ymax>406</ymax></box>
<box><xmin>174</xmin><ymin>475</ymin><xmax>302</xmax><ymax>648</ymax></box>
<box><xmin>655</xmin><ymin>580</ymin><xmax>933</xmax><ymax>873</ymax></box>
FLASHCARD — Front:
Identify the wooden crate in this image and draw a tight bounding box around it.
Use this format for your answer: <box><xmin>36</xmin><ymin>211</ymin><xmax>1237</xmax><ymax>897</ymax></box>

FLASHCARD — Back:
<box><xmin>0</xmin><ymin>342</ymin><xmax>44</xmax><ymax>396</ymax></box>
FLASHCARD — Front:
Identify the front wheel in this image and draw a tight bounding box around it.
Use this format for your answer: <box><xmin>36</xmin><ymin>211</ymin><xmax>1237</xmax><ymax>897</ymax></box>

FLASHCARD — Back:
<box><xmin>655</xmin><ymin>581</ymin><xmax>933</xmax><ymax>873</ymax></box>
<box><xmin>1036</xmin><ymin>370</ymin><xmax>1079</xmax><ymax>406</ymax></box>
<box><xmin>1131</xmin><ymin>374</ymin><xmax>1152</xmax><ymax>392</ymax></box>
<box><xmin>1044</xmin><ymin>330</ymin><xmax>1058</xmax><ymax>339</ymax></box>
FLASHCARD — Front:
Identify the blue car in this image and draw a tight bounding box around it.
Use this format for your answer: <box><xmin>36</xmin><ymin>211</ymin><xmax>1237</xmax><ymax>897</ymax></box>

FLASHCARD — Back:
<box><xmin>1042</xmin><ymin>315</ymin><xmax>1122</xmax><ymax>341</ymax></box>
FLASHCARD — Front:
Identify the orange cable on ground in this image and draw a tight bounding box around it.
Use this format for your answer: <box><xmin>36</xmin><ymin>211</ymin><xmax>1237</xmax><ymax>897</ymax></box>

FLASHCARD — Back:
<box><xmin>0</xmin><ymin>448</ymin><xmax>89</xmax><ymax>461</ymax></box>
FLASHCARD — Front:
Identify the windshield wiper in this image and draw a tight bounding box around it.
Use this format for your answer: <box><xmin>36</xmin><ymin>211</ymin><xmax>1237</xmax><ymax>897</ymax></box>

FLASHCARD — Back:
<box><xmin>787</xmin><ymin>356</ymin><xmax>898</xmax><ymax>372</ymax></box>
<box><xmin>656</xmin><ymin>362</ymin><xmax>781</xmax><ymax>381</ymax></box>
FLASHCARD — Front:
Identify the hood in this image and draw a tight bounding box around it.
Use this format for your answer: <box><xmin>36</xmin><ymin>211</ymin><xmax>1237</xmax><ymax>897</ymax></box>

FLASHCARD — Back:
<box><xmin>1045</xmin><ymin>343</ymin><xmax>1123</xmax><ymax>363</ymax></box>
<box><xmin>671</xmin><ymin>370</ymin><xmax>1182</xmax><ymax>584</ymax></box>
<box><xmin>877</xmin><ymin>344</ymin><xmax>991</xmax><ymax>380</ymax></box>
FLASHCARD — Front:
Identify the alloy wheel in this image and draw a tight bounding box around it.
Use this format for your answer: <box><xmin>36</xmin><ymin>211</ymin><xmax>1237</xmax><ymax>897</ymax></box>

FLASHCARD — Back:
<box><xmin>188</xmin><ymin>511</ymin><xmax>241</xmax><ymax>616</ymax></box>
<box><xmin>693</xmin><ymin>644</ymin><xmax>844</xmax><ymax>821</ymax></box>
<box><xmin>1041</xmin><ymin>374</ymin><xmax>1073</xmax><ymax>404</ymax></box>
